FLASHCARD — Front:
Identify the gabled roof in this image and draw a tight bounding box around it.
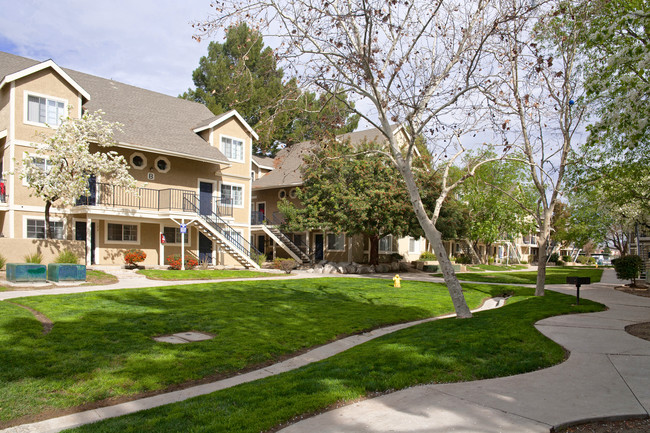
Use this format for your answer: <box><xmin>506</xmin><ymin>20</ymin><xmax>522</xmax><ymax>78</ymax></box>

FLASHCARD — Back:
<box><xmin>193</xmin><ymin>110</ymin><xmax>259</xmax><ymax>140</ymax></box>
<box><xmin>252</xmin><ymin>124</ymin><xmax>408</xmax><ymax>191</ymax></box>
<box><xmin>0</xmin><ymin>51</ymin><xmax>249</xmax><ymax>165</ymax></box>
<box><xmin>252</xmin><ymin>155</ymin><xmax>275</xmax><ymax>170</ymax></box>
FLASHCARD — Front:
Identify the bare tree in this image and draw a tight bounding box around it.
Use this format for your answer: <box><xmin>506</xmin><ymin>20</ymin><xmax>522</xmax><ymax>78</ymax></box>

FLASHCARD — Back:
<box><xmin>487</xmin><ymin>0</ymin><xmax>588</xmax><ymax>295</ymax></box>
<box><xmin>196</xmin><ymin>0</ymin><xmax>534</xmax><ymax>318</ymax></box>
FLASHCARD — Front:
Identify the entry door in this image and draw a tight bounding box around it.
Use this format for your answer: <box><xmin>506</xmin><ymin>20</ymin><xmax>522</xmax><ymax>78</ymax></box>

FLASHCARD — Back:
<box><xmin>75</xmin><ymin>221</ymin><xmax>96</xmax><ymax>264</ymax></box>
<box><xmin>315</xmin><ymin>234</ymin><xmax>324</xmax><ymax>261</ymax></box>
<box><xmin>199</xmin><ymin>233</ymin><xmax>212</xmax><ymax>263</ymax></box>
<box><xmin>257</xmin><ymin>235</ymin><xmax>265</xmax><ymax>254</ymax></box>
<box><xmin>199</xmin><ymin>182</ymin><xmax>213</xmax><ymax>216</ymax></box>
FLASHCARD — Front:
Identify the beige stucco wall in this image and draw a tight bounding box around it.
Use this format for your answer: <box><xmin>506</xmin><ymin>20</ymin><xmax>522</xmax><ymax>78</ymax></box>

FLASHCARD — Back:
<box><xmin>0</xmin><ymin>85</ymin><xmax>10</xmax><ymax>132</ymax></box>
<box><xmin>252</xmin><ymin>187</ymin><xmax>301</xmax><ymax>220</ymax></box>
<box><xmin>0</xmin><ymin>238</ymin><xmax>85</xmax><ymax>265</ymax></box>
<box><xmin>13</xmin><ymin>68</ymin><xmax>81</xmax><ymax>142</ymax></box>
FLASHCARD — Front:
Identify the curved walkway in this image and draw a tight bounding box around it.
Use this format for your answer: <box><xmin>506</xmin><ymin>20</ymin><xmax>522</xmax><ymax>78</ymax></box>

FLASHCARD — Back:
<box><xmin>0</xmin><ymin>277</ymin><xmax>504</xmax><ymax>433</ymax></box>
<box><xmin>279</xmin><ymin>269</ymin><xmax>650</xmax><ymax>433</ymax></box>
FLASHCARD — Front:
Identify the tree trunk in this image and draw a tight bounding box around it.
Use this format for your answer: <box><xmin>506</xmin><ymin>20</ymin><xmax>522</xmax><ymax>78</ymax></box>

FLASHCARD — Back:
<box><xmin>369</xmin><ymin>234</ymin><xmax>379</xmax><ymax>266</ymax></box>
<box><xmin>464</xmin><ymin>239</ymin><xmax>481</xmax><ymax>264</ymax></box>
<box><xmin>44</xmin><ymin>200</ymin><xmax>52</xmax><ymax>239</ymax></box>
<box><xmin>535</xmin><ymin>211</ymin><xmax>552</xmax><ymax>297</ymax></box>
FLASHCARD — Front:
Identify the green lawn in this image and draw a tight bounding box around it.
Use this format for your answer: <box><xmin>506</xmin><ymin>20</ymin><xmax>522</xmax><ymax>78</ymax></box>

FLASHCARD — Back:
<box><xmin>465</xmin><ymin>264</ymin><xmax>529</xmax><ymax>272</ymax></box>
<box><xmin>0</xmin><ymin>278</ymin><xmax>501</xmax><ymax>424</ymax></box>
<box><xmin>137</xmin><ymin>269</ymin><xmax>272</xmax><ymax>280</ymax></box>
<box><xmin>445</xmin><ymin>267</ymin><xmax>604</xmax><ymax>284</ymax></box>
<box><xmin>65</xmin><ymin>288</ymin><xmax>605</xmax><ymax>433</ymax></box>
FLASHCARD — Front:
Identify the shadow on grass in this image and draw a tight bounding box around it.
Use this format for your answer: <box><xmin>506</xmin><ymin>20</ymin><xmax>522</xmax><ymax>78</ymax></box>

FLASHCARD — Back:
<box><xmin>0</xmin><ymin>278</ymin><xmax>480</xmax><ymax>423</ymax></box>
<box><xmin>65</xmin><ymin>290</ymin><xmax>605</xmax><ymax>433</ymax></box>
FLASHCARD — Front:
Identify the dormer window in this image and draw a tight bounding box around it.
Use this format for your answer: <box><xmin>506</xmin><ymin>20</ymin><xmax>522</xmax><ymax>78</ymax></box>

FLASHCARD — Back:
<box><xmin>26</xmin><ymin>94</ymin><xmax>66</xmax><ymax>127</ymax></box>
<box><xmin>221</xmin><ymin>136</ymin><xmax>244</xmax><ymax>162</ymax></box>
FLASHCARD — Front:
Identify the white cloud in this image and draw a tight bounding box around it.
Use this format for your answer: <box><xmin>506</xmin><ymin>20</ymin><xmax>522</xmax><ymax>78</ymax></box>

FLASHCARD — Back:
<box><xmin>0</xmin><ymin>0</ymin><xmax>219</xmax><ymax>96</ymax></box>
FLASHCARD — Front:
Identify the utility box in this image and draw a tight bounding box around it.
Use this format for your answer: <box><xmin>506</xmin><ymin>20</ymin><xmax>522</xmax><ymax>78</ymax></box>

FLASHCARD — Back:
<box><xmin>47</xmin><ymin>264</ymin><xmax>86</xmax><ymax>282</ymax></box>
<box><xmin>6</xmin><ymin>263</ymin><xmax>47</xmax><ymax>282</ymax></box>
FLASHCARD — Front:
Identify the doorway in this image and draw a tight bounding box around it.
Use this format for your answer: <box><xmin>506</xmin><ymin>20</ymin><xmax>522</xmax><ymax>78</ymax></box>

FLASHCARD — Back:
<box><xmin>315</xmin><ymin>234</ymin><xmax>324</xmax><ymax>261</ymax></box>
<box><xmin>199</xmin><ymin>182</ymin><xmax>213</xmax><ymax>216</ymax></box>
<box><xmin>75</xmin><ymin>221</ymin><xmax>96</xmax><ymax>264</ymax></box>
<box><xmin>257</xmin><ymin>235</ymin><xmax>265</xmax><ymax>254</ymax></box>
<box><xmin>199</xmin><ymin>232</ymin><xmax>212</xmax><ymax>263</ymax></box>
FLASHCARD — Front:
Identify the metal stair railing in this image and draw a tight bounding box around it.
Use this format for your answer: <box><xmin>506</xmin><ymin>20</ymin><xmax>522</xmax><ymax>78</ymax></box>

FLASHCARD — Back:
<box><xmin>184</xmin><ymin>195</ymin><xmax>261</xmax><ymax>264</ymax></box>
<box><xmin>259</xmin><ymin>211</ymin><xmax>311</xmax><ymax>261</ymax></box>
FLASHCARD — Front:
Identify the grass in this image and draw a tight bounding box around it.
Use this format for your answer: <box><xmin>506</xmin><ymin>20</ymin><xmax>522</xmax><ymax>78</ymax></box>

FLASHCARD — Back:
<box><xmin>65</xmin><ymin>287</ymin><xmax>605</xmax><ymax>433</ymax></box>
<box><xmin>0</xmin><ymin>278</ymin><xmax>498</xmax><ymax>424</ymax></box>
<box><xmin>465</xmin><ymin>264</ymin><xmax>529</xmax><ymax>272</ymax></box>
<box><xmin>137</xmin><ymin>269</ymin><xmax>272</xmax><ymax>280</ymax></box>
<box><xmin>440</xmin><ymin>267</ymin><xmax>604</xmax><ymax>284</ymax></box>
<box><xmin>84</xmin><ymin>270</ymin><xmax>119</xmax><ymax>286</ymax></box>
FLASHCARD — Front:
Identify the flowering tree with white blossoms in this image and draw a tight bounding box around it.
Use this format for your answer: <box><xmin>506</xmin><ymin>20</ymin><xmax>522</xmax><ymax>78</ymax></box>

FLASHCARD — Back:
<box><xmin>20</xmin><ymin>111</ymin><xmax>136</xmax><ymax>239</ymax></box>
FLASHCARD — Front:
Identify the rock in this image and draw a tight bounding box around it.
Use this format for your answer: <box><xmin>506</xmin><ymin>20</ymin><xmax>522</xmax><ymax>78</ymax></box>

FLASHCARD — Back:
<box><xmin>337</xmin><ymin>266</ymin><xmax>347</xmax><ymax>274</ymax></box>
<box><xmin>390</xmin><ymin>262</ymin><xmax>399</xmax><ymax>272</ymax></box>
<box><xmin>323</xmin><ymin>263</ymin><xmax>337</xmax><ymax>274</ymax></box>
<box><xmin>398</xmin><ymin>262</ymin><xmax>409</xmax><ymax>272</ymax></box>
<box><xmin>345</xmin><ymin>264</ymin><xmax>357</xmax><ymax>274</ymax></box>
<box><xmin>318</xmin><ymin>260</ymin><xmax>328</xmax><ymax>266</ymax></box>
<box><xmin>305</xmin><ymin>268</ymin><xmax>314</xmax><ymax>273</ymax></box>
<box><xmin>358</xmin><ymin>265</ymin><xmax>371</xmax><ymax>274</ymax></box>
<box><xmin>369</xmin><ymin>265</ymin><xmax>376</xmax><ymax>273</ymax></box>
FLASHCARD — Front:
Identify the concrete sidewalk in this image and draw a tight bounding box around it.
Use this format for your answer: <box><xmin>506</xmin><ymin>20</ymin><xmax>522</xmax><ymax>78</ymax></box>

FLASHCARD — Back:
<box><xmin>279</xmin><ymin>269</ymin><xmax>650</xmax><ymax>433</ymax></box>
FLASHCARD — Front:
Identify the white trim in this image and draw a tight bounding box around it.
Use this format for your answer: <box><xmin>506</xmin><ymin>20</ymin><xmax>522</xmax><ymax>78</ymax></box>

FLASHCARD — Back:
<box><xmin>21</xmin><ymin>152</ymin><xmax>51</xmax><ymax>186</ymax></box>
<box><xmin>252</xmin><ymin>159</ymin><xmax>274</xmax><ymax>171</ymax></box>
<box><xmin>8</xmin><ymin>83</ymin><xmax>15</xmax><ymax>238</ymax></box>
<box><xmin>0</xmin><ymin>130</ymin><xmax>6</xmax><ymax>140</ymax></box>
<box><xmin>218</xmin><ymin>180</ymin><xmax>245</xmax><ymax>208</ymax></box>
<box><xmin>104</xmin><ymin>220</ymin><xmax>140</xmax><ymax>245</ymax></box>
<box><xmin>219</xmin><ymin>134</ymin><xmax>246</xmax><ymax>163</ymax></box>
<box><xmin>78</xmin><ymin>95</ymin><xmax>83</xmax><ymax>118</ymax></box>
<box><xmin>379</xmin><ymin>234</ymin><xmax>396</xmax><ymax>253</ymax></box>
<box><xmin>154</xmin><ymin>156</ymin><xmax>171</xmax><ymax>173</ymax></box>
<box><xmin>193</xmin><ymin>110</ymin><xmax>259</xmax><ymax>140</ymax></box>
<box><xmin>253</xmin><ymin>182</ymin><xmax>303</xmax><ymax>191</ymax></box>
<box><xmin>0</xmin><ymin>59</ymin><xmax>91</xmax><ymax>100</ymax></box>
<box><xmin>129</xmin><ymin>152</ymin><xmax>147</xmax><ymax>170</ymax></box>
<box><xmin>23</xmin><ymin>91</ymin><xmax>68</xmax><ymax>128</ymax></box>
<box><xmin>23</xmin><ymin>215</ymin><xmax>65</xmax><ymax>239</ymax></box>
<box><xmin>408</xmin><ymin>236</ymin><xmax>422</xmax><ymax>254</ymax></box>
<box><xmin>162</xmin><ymin>225</ymin><xmax>192</xmax><ymax>246</ymax></box>
<box><xmin>115</xmin><ymin>141</ymin><xmax>230</xmax><ymax>166</ymax></box>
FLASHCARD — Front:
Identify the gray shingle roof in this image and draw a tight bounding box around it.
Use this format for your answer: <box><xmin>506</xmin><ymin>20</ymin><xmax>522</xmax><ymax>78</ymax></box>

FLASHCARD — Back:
<box><xmin>252</xmin><ymin>154</ymin><xmax>275</xmax><ymax>168</ymax></box>
<box><xmin>252</xmin><ymin>125</ymin><xmax>401</xmax><ymax>190</ymax></box>
<box><xmin>1</xmin><ymin>51</ymin><xmax>230</xmax><ymax>164</ymax></box>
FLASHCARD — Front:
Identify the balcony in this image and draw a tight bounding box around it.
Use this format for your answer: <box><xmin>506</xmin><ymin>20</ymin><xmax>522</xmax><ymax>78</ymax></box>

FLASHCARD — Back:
<box><xmin>75</xmin><ymin>182</ymin><xmax>233</xmax><ymax>217</ymax></box>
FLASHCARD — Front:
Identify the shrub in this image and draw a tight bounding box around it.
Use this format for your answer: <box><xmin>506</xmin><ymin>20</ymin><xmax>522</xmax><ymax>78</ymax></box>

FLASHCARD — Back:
<box><xmin>488</xmin><ymin>256</ymin><xmax>495</xmax><ymax>265</ymax></box>
<box><xmin>0</xmin><ymin>253</ymin><xmax>6</xmax><ymax>270</ymax></box>
<box><xmin>612</xmin><ymin>255</ymin><xmax>643</xmax><ymax>285</ymax></box>
<box><xmin>24</xmin><ymin>251</ymin><xmax>43</xmax><ymax>264</ymax></box>
<box><xmin>548</xmin><ymin>253</ymin><xmax>559</xmax><ymax>263</ymax></box>
<box><xmin>55</xmin><ymin>249</ymin><xmax>79</xmax><ymax>264</ymax></box>
<box><xmin>254</xmin><ymin>253</ymin><xmax>268</xmax><ymax>267</ymax></box>
<box><xmin>455</xmin><ymin>254</ymin><xmax>472</xmax><ymax>264</ymax></box>
<box><xmin>124</xmin><ymin>249</ymin><xmax>147</xmax><ymax>267</ymax></box>
<box><xmin>588</xmin><ymin>257</ymin><xmax>597</xmax><ymax>264</ymax></box>
<box><xmin>562</xmin><ymin>255</ymin><xmax>572</xmax><ymax>263</ymax></box>
<box><xmin>418</xmin><ymin>251</ymin><xmax>437</xmax><ymax>261</ymax></box>
<box><xmin>273</xmin><ymin>258</ymin><xmax>298</xmax><ymax>274</ymax></box>
<box><xmin>576</xmin><ymin>255</ymin><xmax>589</xmax><ymax>264</ymax></box>
<box><xmin>556</xmin><ymin>260</ymin><xmax>564</xmax><ymax>266</ymax></box>
<box><xmin>390</xmin><ymin>252</ymin><xmax>403</xmax><ymax>262</ymax></box>
<box><xmin>166</xmin><ymin>255</ymin><xmax>198</xmax><ymax>270</ymax></box>
<box><xmin>199</xmin><ymin>259</ymin><xmax>210</xmax><ymax>270</ymax></box>
<box><xmin>520</xmin><ymin>259</ymin><xmax>528</xmax><ymax>264</ymax></box>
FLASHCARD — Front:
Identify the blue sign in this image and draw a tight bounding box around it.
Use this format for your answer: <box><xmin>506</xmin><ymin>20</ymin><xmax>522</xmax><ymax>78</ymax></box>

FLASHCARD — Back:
<box><xmin>180</xmin><ymin>224</ymin><xmax>187</xmax><ymax>234</ymax></box>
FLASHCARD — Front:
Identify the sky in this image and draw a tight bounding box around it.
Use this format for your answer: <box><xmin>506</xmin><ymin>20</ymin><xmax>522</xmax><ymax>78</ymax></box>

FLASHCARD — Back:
<box><xmin>0</xmin><ymin>0</ymin><xmax>219</xmax><ymax>97</ymax></box>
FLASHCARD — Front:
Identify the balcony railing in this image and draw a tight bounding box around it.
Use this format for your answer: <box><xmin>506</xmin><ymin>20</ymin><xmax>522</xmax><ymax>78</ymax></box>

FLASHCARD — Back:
<box><xmin>75</xmin><ymin>182</ymin><xmax>233</xmax><ymax>217</ymax></box>
<box><xmin>0</xmin><ymin>179</ymin><xmax>6</xmax><ymax>203</ymax></box>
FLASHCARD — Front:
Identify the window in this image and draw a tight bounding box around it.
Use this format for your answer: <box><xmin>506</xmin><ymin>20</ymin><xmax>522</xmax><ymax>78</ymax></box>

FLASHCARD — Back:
<box><xmin>163</xmin><ymin>226</ymin><xmax>189</xmax><ymax>244</ymax></box>
<box><xmin>327</xmin><ymin>233</ymin><xmax>345</xmax><ymax>251</ymax></box>
<box><xmin>221</xmin><ymin>136</ymin><xmax>244</xmax><ymax>162</ymax></box>
<box><xmin>26</xmin><ymin>219</ymin><xmax>64</xmax><ymax>239</ymax></box>
<box><xmin>289</xmin><ymin>188</ymin><xmax>298</xmax><ymax>199</ymax></box>
<box><xmin>26</xmin><ymin>95</ymin><xmax>65</xmax><ymax>126</ymax></box>
<box><xmin>278</xmin><ymin>189</ymin><xmax>286</xmax><ymax>199</ymax></box>
<box><xmin>409</xmin><ymin>237</ymin><xmax>421</xmax><ymax>254</ymax></box>
<box><xmin>379</xmin><ymin>235</ymin><xmax>393</xmax><ymax>252</ymax></box>
<box><xmin>130</xmin><ymin>152</ymin><xmax>147</xmax><ymax>170</ymax></box>
<box><xmin>154</xmin><ymin>156</ymin><xmax>170</xmax><ymax>173</ymax></box>
<box><xmin>220</xmin><ymin>183</ymin><xmax>243</xmax><ymax>207</ymax></box>
<box><xmin>107</xmin><ymin>223</ymin><xmax>138</xmax><ymax>242</ymax></box>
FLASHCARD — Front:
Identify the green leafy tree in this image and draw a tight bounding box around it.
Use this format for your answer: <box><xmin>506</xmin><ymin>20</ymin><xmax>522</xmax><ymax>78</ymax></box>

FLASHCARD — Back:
<box><xmin>460</xmin><ymin>153</ymin><xmax>536</xmax><ymax>263</ymax></box>
<box><xmin>279</xmin><ymin>139</ymin><xmax>466</xmax><ymax>265</ymax></box>
<box><xmin>183</xmin><ymin>22</ymin><xmax>358</xmax><ymax>154</ymax></box>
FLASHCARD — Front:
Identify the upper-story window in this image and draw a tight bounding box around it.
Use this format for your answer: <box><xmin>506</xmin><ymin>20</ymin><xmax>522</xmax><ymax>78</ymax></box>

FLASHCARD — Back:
<box><xmin>220</xmin><ymin>183</ymin><xmax>243</xmax><ymax>207</ymax></box>
<box><xmin>221</xmin><ymin>136</ymin><xmax>244</xmax><ymax>162</ymax></box>
<box><xmin>26</xmin><ymin>94</ymin><xmax>66</xmax><ymax>127</ymax></box>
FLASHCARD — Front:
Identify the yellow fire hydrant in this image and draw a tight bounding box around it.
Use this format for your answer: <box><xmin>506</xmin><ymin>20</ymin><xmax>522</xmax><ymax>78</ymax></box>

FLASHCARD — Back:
<box><xmin>393</xmin><ymin>274</ymin><xmax>402</xmax><ymax>288</ymax></box>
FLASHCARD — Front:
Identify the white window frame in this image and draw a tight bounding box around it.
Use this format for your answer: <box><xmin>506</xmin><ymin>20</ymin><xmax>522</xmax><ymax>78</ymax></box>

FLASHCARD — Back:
<box><xmin>379</xmin><ymin>235</ymin><xmax>394</xmax><ymax>253</ymax></box>
<box><xmin>163</xmin><ymin>226</ymin><xmax>190</xmax><ymax>245</ymax></box>
<box><xmin>23</xmin><ymin>216</ymin><xmax>65</xmax><ymax>240</ymax></box>
<box><xmin>219</xmin><ymin>181</ymin><xmax>245</xmax><ymax>208</ymax></box>
<box><xmin>24</xmin><ymin>91</ymin><xmax>67</xmax><ymax>128</ymax></box>
<box><xmin>22</xmin><ymin>153</ymin><xmax>52</xmax><ymax>186</ymax></box>
<box><xmin>104</xmin><ymin>221</ymin><xmax>140</xmax><ymax>244</ymax></box>
<box><xmin>130</xmin><ymin>152</ymin><xmax>147</xmax><ymax>170</ymax></box>
<box><xmin>220</xmin><ymin>134</ymin><xmax>245</xmax><ymax>163</ymax></box>
<box><xmin>408</xmin><ymin>237</ymin><xmax>421</xmax><ymax>254</ymax></box>
<box><xmin>154</xmin><ymin>156</ymin><xmax>171</xmax><ymax>173</ymax></box>
<box><xmin>326</xmin><ymin>233</ymin><xmax>345</xmax><ymax>252</ymax></box>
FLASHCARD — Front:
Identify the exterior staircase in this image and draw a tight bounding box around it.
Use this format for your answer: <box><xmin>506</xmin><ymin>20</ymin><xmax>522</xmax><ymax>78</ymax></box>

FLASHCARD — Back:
<box><xmin>253</xmin><ymin>211</ymin><xmax>311</xmax><ymax>264</ymax></box>
<box><xmin>184</xmin><ymin>196</ymin><xmax>261</xmax><ymax>269</ymax></box>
